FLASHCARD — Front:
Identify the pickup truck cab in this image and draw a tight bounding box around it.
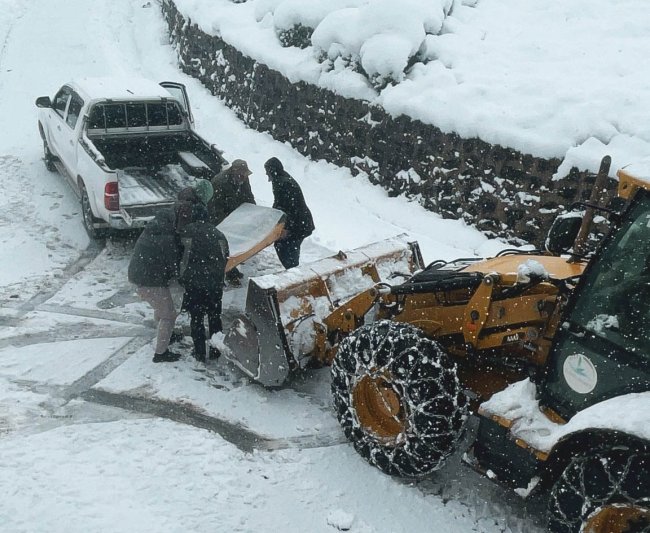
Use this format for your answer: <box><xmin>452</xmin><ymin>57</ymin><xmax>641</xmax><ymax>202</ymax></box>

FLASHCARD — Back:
<box><xmin>36</xmin><ymin>77</ymin><xmax>226</xmax><ymax>238</ymax></box>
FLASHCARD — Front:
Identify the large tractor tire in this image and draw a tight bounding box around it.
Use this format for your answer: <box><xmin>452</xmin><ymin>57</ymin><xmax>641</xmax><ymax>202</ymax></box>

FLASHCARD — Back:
<box><xmin>331</xmin><ymin>320</ymin><xmax>468</xmax><ymax>478</ymax></box>
<box><xmin>547</xmin><ymin>449</ymin><xmax>650</xmax><ymax>533</ymax></box>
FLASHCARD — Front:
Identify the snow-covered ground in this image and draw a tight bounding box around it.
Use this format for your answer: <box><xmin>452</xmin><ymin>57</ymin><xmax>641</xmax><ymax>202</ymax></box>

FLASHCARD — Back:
<box><xmin>0</xmin><ymin>0</ymin><xmax>593</xmax><ymax>531</ymax></box>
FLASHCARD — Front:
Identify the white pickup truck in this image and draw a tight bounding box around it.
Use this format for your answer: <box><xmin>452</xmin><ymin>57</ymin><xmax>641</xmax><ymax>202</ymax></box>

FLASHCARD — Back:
<box><xmin>36</xmin><ymin>77</ymin><xmax>227</xmax><ymax>238</ymax></box>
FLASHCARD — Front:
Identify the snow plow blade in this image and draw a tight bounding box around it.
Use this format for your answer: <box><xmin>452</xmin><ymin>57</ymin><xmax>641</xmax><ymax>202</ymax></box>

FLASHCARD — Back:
<box><xmin>223</xmin><ymin>235</ymin><xmax>424</xmax><ymax>387</ymax></box>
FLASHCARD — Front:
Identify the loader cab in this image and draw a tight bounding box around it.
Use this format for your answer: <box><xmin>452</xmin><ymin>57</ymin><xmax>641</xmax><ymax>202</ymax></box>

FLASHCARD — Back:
<box><xmin>540</xmin><ymin>187</ymin><xmax>650</xmax><ymax>419</ymax></box>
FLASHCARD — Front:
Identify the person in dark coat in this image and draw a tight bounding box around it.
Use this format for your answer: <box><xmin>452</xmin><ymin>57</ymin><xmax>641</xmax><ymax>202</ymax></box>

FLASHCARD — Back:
<box><xmin>264</xmin><ymin>157</ymin><xmax>315</xmax><ymax>269</ymax></box>
<box><xmin>208</xmin><ymin>159</ymin><xmax>256</xmax><ymax>225</ymax></box>
<box><xmin>208</xmin><ymin>159</ymin><xmax>255</xmax><ymax>286</ymax></box>
<box><xmin>128</xmin><ymin>208</ymin><xmax>182</xmax><ymax>363</ymax></box>
<box><xmin>178</xmin><ymin>203</ymin><xmax>230</xmax><ymax>362</ymax></box>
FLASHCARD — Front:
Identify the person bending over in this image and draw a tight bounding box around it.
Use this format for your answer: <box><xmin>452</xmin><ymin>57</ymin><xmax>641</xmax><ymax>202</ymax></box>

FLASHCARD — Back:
<box><xmin>178</xmin><ymin>203</ymin><xmax>229</xmax><ymax>362</ymax></box>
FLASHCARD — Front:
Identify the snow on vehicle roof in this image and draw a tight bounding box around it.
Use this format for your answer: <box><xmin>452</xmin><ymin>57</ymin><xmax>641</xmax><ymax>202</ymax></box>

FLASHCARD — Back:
<box><xmin>70</xmin><ymin>77</ymin><xmax>174</xmax><ymax>101</ymax></box>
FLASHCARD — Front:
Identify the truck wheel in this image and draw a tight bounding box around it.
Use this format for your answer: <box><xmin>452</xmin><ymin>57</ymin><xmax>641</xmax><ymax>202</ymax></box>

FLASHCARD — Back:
<box><xmin>331</xmin><ymin>320</ymin><xmax>468</xmax><ymax>477</ymax></box>
<box><xmin>42</xmin><ymin>137</ymin><xmax>57</xmax><ymax>172</ymax></box>
<box><xmin>547</xmin><ymin>450</ymin><xmax>650</xmax><ymax>533</ymax></box>
<box><xmin>80</xmin><ymin>185</ymin><xmax>108</xmax><ymax>240</ymax></box>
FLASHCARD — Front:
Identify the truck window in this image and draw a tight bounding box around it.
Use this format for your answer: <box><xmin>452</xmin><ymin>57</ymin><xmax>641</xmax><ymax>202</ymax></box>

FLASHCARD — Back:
<box><xmin>88</xmin><ymin>105</ymin><xmax>105</xmax><ymax>129</ymax></box>
<box><xmin>166</xmin><ymin>103</ymin><xmax>182</xmax><ymax>125</ymax></box>
<box><xmin>86</xmin><ymin>101</ymin><xmax>186</xmax><ymax>132</ymax></box>
<box><xmin>570</xmin><ymin>195</ymin><xmax>650</xmax><ymax>359</ymax></box>
<box><xmin>126</xmin><ymin>103</ymin><xmax>147</xmax><ymax>127</ymax></box>
<box><xmin>147</xmin><ymin>103</ymin><xmax>167</xmax><ymax>127</ymax></box>
<box><xmin>66</xmin><ymin>93</ymin><xmax>84</xmax><ymax>129</ymax></box>
<box><xmin>53</xmin><ymin>87</ymin><xmax>72</xmax><ymax>118</ymax></box>
<box><xmin>104</xmin><ymin>104</ymin><xmax>127</xmax><ymax>128</ymax></box>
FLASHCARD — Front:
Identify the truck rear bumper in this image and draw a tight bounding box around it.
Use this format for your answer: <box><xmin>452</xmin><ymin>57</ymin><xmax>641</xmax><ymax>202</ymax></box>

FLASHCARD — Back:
<box><xmin>107</xmin><ymin>212</ymin><xmax>152</xmax><ymax>230</ymax></box>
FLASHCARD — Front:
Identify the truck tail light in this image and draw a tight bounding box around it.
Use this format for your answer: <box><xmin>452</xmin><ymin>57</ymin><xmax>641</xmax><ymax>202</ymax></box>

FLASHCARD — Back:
<box><xmin>104</xmin><ymin>182</ymin><xmax>119</xmax><ymax>211</ymax></box>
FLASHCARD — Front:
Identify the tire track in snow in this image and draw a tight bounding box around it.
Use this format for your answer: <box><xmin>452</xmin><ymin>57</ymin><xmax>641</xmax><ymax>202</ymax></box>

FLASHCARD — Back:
<box><xmin>81</xmin><ymin>388</ymin><xmax>347</xmax><ymax>453</ymax></box>
<box><xmin>81</xmin><ymin>388</ymin><xmax>274</xmax><ymax>453</ymax></box>
<box><xmin>0</xmin><ymin>240</ymin><xmax>104</xmax><ymax>326</ymax></box>
<box><xmin>0</xmin><ymin>323</ymin><xmax>152</xmax><ymax>350</ymax></box>
<box><xmin>2</xmin><ymin>305</ymin><xmax>344</xmax><ymax>453</ymax></box>
<box><xmin>34</xmin><ymin>303</ymin><xmax>150</xmax><ymax>327</ymax></box>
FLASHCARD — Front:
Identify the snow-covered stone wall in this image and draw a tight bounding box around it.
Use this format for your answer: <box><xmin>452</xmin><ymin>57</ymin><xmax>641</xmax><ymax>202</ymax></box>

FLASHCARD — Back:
<box><xmin>161</xmin><ymin>0</ymin><xmax>617</xmax><ymax>245</ymax></box>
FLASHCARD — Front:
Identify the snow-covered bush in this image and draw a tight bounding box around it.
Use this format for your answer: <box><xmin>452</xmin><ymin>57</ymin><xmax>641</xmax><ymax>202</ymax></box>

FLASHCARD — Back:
<box><xmin>272</xmin><ymin>0</ymin><xmax>363</xmax><ymax>48</ymax></box>
<box><xmin>278</xmin><ymin>24</ymin><xmax>313</xmax><ymax>49</ymax></box>
<box><xmin>267</xmin><ymin>0</ymin><xmax>476</xmax><ymax>90</ymax></box>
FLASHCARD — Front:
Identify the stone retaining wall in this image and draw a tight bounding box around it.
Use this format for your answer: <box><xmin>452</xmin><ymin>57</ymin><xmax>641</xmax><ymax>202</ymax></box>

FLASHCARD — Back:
<box><xmin>161</xmin><ymin>0</ymin><xmax>616</xmax><ymax>246</ymax></box>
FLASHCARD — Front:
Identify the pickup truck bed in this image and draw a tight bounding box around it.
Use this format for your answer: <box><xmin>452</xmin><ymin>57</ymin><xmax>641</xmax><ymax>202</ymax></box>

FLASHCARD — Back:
<box><xmin>90</xmin><ymin>132</ymin><xmax>220</xmax><ymax>173</ymax></box>
<box><xmin>88</xmin><ymin>131</ymin><xmax>224</xmax><ymax>223</ymax></box>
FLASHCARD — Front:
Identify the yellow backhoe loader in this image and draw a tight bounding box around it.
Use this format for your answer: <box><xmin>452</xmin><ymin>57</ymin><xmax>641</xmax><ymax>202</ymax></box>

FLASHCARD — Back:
<box><xmin>224</xmin><ymin>156</ymin><xmax>650</xmax><ymax>533</ymax></box>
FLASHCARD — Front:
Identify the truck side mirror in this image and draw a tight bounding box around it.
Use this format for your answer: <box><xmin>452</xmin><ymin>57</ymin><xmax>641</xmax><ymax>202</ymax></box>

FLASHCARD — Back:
<box><xmin>545</xmin><ymin>212</ymin><xmax>583</xmax><ymax>255</ymax></box>
<box><xmin>35</xmin><ymin>96</ymin><xmax>52</xmax><ymax>108</ymax></box>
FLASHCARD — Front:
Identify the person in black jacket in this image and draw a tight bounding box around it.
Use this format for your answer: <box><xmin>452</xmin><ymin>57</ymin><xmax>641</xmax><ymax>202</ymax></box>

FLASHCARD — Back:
<box><xmin>128</xmin><ymin>208</ymin><xmax>182</xmax><ymax>363</ymax></box>
<box><xmin>178</xmin><ymin>203</ymin><xmax>230</xmax><ymax>362</ymax></box>
<box><xmin>264</xmin><ymin>157</ymin><xmax>315</xmax><ymax>269</ymax></box>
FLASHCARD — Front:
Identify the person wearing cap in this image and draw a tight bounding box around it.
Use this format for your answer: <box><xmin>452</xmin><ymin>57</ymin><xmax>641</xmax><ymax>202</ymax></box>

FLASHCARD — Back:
<box><xmin>208</xmin><ymin>159</ymin><xmax>255</xmax><ymax>225</ymax></box>
<box><xmin>264</xmin><ymin>157</ymin><xmax>315</xmax><ymax>269</ymax></box>
<box><xmin>208</xmin><ymin>159</ymin><xmax>256</xmax><ymax>285</ymax></box>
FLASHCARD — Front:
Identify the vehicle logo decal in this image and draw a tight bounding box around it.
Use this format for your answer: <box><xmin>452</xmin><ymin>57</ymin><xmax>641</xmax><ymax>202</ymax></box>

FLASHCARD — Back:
<box><xmin>562</xmin><ymin>354</ymin><xmax>598</xmax><ymax>394</ymax></box>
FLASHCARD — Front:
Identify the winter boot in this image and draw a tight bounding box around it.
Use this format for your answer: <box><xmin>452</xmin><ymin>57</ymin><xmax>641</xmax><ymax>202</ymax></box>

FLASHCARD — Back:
<box><xmin>152</xmin><ymin>349</ymin><xmax>182</xmax><ymax>363</ymax></box>
<box><xmin>193</xmin><ymin>350</ymin><xmax>206</xmax><ymax>363</ymax></box>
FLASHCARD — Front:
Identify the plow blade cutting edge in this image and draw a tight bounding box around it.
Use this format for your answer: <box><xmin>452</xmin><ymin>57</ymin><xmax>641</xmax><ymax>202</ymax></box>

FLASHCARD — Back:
<box><xmin>223</xmin><ymin>235</ymin><xmax>424</xmax><ymax>387</ymax></box>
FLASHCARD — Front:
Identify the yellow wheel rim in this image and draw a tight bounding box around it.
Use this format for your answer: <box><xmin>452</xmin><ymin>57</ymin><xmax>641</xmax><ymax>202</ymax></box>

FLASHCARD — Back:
<box><xmin>352</xmin><ymin>372</ymin><xmax>406</xmax><ymax>443</ymax></box>
<box><xmin>583</xmin><ymin>504</ymin><xmax>650</xmax><ymax>533</ymax></box>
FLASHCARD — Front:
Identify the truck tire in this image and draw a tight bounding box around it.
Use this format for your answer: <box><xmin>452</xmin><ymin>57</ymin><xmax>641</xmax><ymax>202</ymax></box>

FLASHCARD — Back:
<box><xmin>80</xmin><ymin>184</ymin><xmax>108</xmax><ymax>240</ymax></box>
<box><xmin>331</xmin><ymin>320</ymin><xmax>468</xmax><ymax>478</ymax></box>
<box><xmin>41</xmin><ymin>135</ymin><xmax>57</xmax><ymax>172</ymax></box>
<box><xmin>547</xmin><ymin>450</ymin><xmax>650</xmax><ymax>533</ymax></box>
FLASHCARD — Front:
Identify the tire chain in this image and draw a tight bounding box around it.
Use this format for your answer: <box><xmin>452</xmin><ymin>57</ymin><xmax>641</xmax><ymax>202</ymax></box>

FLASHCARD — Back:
<box><xmin>547</xmin><ymin>451</ymin><xmax>650</xmax><ymax>533</ymax></box>
<box><xmin>332</xmin><ymin>320</ymin><xmax>468</xmax><ymax>478</ymax></box>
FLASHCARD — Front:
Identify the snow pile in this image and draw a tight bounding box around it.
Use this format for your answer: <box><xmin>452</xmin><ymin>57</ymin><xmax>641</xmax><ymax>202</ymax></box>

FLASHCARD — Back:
<box><xmin>585</xmin><ymin>314</ymin><xmax>619</xmax><ymax>334</ymax></box>
<box><xmin>309</xmin><ymin>0</ymin><xmax>459</xmax><ymax>89</ymax></box>
<box><xmin>252</xmin><ymin>0</ymin><xmax>474</xmax><ymax>89</ymax></box>
<box><xmin>516</xmin><ymin>259</ymin><xmax>548</xmax><ymax>284</ymax></box>
<box><xmin>326</xmin><ymin>508</ymin><xmax>355</xmax><ymax>531</ymax></box>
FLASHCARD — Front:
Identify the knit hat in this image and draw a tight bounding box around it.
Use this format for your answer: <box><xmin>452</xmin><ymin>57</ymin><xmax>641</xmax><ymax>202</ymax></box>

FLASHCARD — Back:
<box><xmin>193</xmin><ymin>179</ymin><xmax>214</xmax><ymax>205</ymax></box>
